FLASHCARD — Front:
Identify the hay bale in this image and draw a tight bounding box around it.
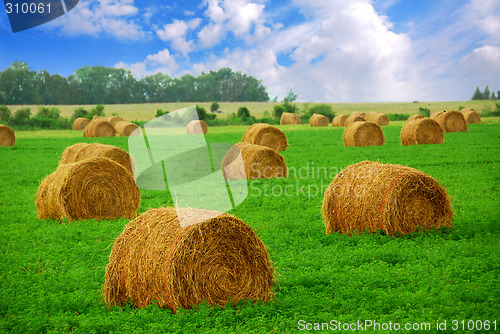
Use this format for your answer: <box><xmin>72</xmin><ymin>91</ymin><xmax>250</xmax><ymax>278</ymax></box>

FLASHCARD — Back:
<box><xmin>36</xmin><ymin>157</ymin><xmax>140</xmax><ymax>221</ymax></box>
<box><xmin>400</xmin><ymin>118</ymin><xmax>444</xmax><ymax>146</ymax></box>
<box><xmin>59</xmin><ymin>143</ymin><xmax>133</xmax><ymax>174</ymax></box>
<box><xmin>461</xmin><ymin>109</ymin><xmax>481</xmax><ymax>124</ymax></box>
<box><xmin>103</xmin><ymin>207</ymin><xmax>274</xmax><ymax>311</ymax></box>
<box><xmin>322</xmin><ymin>160</ymin><xmax>453</xmax><ymax>235</ymax></box>
<box><xmin>343</xmin><ymin>121</ymin><xmax>385</xmax><ymax>147</ymax></box>
<box><xmin>186</xmin><ymin>120</ymin><xmax>208</xmax><ymax>135</ymax></box>
<box><xmin>83</xmin><ymin>119</ymin><xmax>116</xmax><ymax>137</ymax></box>
<box><xmin>72</xmin><ymin>117</ymin><xmax>90</xmax><ymax>130</ymax></box>
<box><xmin>436</xmin><ymin>110</ymin><xmax>468</xmax><ymax>132</ymax></box>
<box><xmin>429</xmin><ymin>111</ymin><xmax>443</xmax><ymax>120</ymax></box>
<box><xmin>407</xmin><ymin>114</ymin><xmax>425</xmax><ymax>122</ymax></box>
<box><xmin>351</xmin><ymin>112</ymin><xmax>366</xmax><ymax>118</ymax></box>
<box><xmin>309</xmin><ymin>113</ymin><xmax>329</xmax><ymax>127</ymax></box>
<box><xmin>0</xmin><ymin>124</ymin><xmax>15</xmax><ymax>147</ymax></box>
<box><xmin>332</xmin><ymin>115</ymin><xmax>348</xmax><ymax>127</ymax></box>
<box><xmin>344</xmin><ymin>115</ymin><xmax>365</xmax><ymax>127</ymax></box>
<box><xmin>242</xmin><ymin>123</ymin><xmax>288</xmax><ymax>151</ymax></box>
<box><xmin>107</xmin><ymin>116</ymin><xmax>125</xmax><ymax>127</ymax></box>
<box><xmin>114</xmin><ymin>121</ymin><xmax>139</xmax><ymax>137</ymax></box>
<box><xmin>92</xmin><ymin>115</ymin><xmax>104</xmax><ymax>120</ymax></box>
<box><xmin>222</xmin><ymin>142</ymin><xmax>287</xmax><ymax>179</ymax></box>
<box><xmin>365</xmin><ymin>112</ymin><xmax>390</xmax><ymax>126</ymax></box>
<box><xmin>280</xmin><ymin>112</ymin><xmax>300</xmax><ymax>125</ymax></box>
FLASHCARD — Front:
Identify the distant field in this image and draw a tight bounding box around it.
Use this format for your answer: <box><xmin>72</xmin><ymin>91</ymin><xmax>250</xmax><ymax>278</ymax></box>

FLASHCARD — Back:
<box><xmin>7</xmin><ymin>100</ymin><xmax>499</xmax><ymax>122</ymax></box>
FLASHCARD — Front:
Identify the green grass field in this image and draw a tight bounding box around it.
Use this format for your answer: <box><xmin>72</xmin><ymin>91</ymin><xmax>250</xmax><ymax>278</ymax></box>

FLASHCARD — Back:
<box><xmin>1</xmin><ymin>121</ymin><xmax>499</xmax><ymax>333</ymax></box>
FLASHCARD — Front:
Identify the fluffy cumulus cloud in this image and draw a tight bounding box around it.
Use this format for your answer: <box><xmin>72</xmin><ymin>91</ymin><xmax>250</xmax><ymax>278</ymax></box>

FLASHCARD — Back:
<box><xmin>115</xmin><ymin>48</ymin><xmax>179</xmax><ymax>78</ymax></box>
<box><xmin>156</xmin><ymin>19</ymin><xmax>201</xmax><ymax>56</ymax></box>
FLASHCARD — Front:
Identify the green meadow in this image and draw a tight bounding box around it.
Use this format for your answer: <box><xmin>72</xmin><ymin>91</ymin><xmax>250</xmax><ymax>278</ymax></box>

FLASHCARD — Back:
<box><xmin>1</xmin><ymin>120</ymin><xmax>499</xmax><ymax>333</ymax></box>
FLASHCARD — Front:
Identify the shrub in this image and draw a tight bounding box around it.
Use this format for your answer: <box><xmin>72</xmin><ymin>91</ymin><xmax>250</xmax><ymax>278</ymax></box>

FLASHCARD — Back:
<box><xmin>387</xmin><ymin>113</ymin><xmax>410</xmax><ymax>121</ymax></box>
<box><xmin>36</xmin><ymin>106</ymin><xmax>61</xmax><ymax>120</ymax></box>
<box><xmin>418</xmin><ymin>107</ymin><xmax>431</xmax><ymax>117</ymax></box>
<box><xmin>210</xmin><ymin>102</ymin><xmax>220</xmax><ymax>112</ymax></box>
<box><xmin>196</xmin><ymin>105</ymin><xmax>215</xmax><ymax>121</ymax></box>
<box><xmin>0</xmin><ymin>105</ymin><xmax>12</xmax><ymax>123</ymax></box>
<box><xmin>237</xmin><ymin>106</ymin><xmax>251</xmax><ymax>119</ymax></box>
<box><xmin>71</xmin><ymin>107</ymin><xmax>89</xmax><ymax>121</ymax></box>
<box><xmin>89</xmin><ymin>104</ymin><xmax>105</xmax><ymax>118</ymax></box>
<box><xmin>156</xmin><ymin>109</ymin><xmax>169</xmax><ymax>117</ymax></box>
<box><xmin>273</xmin><ymin>101</ymin><xmax>298</xmax><ymax>119</ymax></box>
<box><xmin>12</xmin><ymin>107</ymin><xmax>31</xmax><ymax>125</ymax></box>
<box><xmin>306</xmin><ymin>104</ymin><xmax>336</xmax><ymax>121</ymax></box>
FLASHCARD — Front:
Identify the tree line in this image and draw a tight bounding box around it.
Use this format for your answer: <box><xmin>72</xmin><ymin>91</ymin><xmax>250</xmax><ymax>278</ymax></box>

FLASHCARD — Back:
<box><xmin>471</xmin><ymin>85</ymin><xmax>499</xmax><ymax>100</ymax></box>
<box><xmin>0</xmin><ymin>62</ymin><xmax>269</xmax><ymax>105</ymax></box>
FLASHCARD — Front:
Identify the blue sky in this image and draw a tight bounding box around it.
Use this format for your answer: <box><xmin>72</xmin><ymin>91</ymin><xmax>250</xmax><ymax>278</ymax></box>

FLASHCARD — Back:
<box><xmin>1</xmin><ymin>0</ymin><xmax>499</xmax><ymax>102</ymax></box>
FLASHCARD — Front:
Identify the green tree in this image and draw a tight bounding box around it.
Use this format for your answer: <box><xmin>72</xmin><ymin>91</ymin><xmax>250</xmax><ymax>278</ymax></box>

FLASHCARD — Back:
<box><xmin>210</xmin><ymin>102</ymin><xmax>220</xmax><ymax>112</ymax></box>
<box><xmin>490</xmin><ymin>91</ymin><xmax>496</xmax><ymax>100</ymax></box>
<box><xmin>0</xmin><ymin>105</ymin><xmax>12</xmax><ymax>123</ymax></box>
<box><xmin>483</xmin><ymin>85</ymin><xmax>490</xmax><ymax>100</ymax></box>
<box><xmin>12</xmin><ymin>107</ymin><xmax>31</xmax><ymax>125</ymax></box>
<box><xmin>0</xmin><ymin>62</ymin><xmax>43</xmax><ymax>104</ymax></box>
<box><xmin>306</xmin><ymin>104</ymin><xmax>335</xmax><ymax>121</ymax></box>
<box><xmin>237</xmin><ymin>106</ymin><xmax>251</xmax><ymax>119</ymax></box>
<box><xmin>471</xmin><ymin>86</ymin><xmax>483</xmax><ymax>100</ymax></box>
<box><xmin>283</xmin><ymin>87</ymin><xmax>297</xmax><ymax>103</ymax></box>
<box><xmin>36</xmin><ymin>106</ymin><xmax>61</xmax><ymax>119</ymax></box>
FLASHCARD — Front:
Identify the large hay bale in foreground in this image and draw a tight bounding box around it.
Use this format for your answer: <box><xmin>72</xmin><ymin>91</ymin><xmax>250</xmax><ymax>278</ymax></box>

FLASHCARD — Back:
<box><xmin>36</xmin><ymin>157</ymin><xmax>140</xmax><ymax>221</ymax></box>
<box><xmin>72</xmin><ymin>117</ymin><xmax>90</xmax><ymax>130</ymax></box>
<box><xmin>103</xmin><ymin>207</ymin><xmax>274</xmax><ymax>311</ymax></box>
<box><xmin>242</xmin><ymin>123</ymin><xmax>288</xmax><ymax>151</ymax></box>
<box><xmin>83</xmin><ymin>119</ymin><xmax>116</xmax><ymax>137</ymax></box>
<box><xmin>343</xmin><ymin>121</ymin><xmax>385</xmax><ymax>147</ymax></box>
<box><xmin>107</xmin><ymin>116</ymin><xmax>125</xmax><ymax>127</ymax></box>
<box><xmin>280</xmin><ymin>112</ymin><xmax>300</xmax><ymax>125</ymax></box>
<box><xmin>436</xmin><ymin>110</ymin><xmax>468</xmax><ymax>132</ymax></box>
<box><xmin>186</xmin><ymin>120</ymin><xmax>208</xmax><ymax>134</ymax></box>
<box><xmin>332</xmin><ymin>115</ymin><xmax>348</xmax><ymax>127</ymax></box>
<box><xmin>344</xmin><ymin>114</ymin><xmax>365</xmax><ymax>127</ymax></box>
<box><xmin>59</xmin><ymin>143</ymin><xmax>133</xmax><ymax>174</ymax></box>
<box><xmin>309</xmin><ymin>113</ymin><xmax>329</xmax><ymax>127</ymax></box>
<box><xmin>365</xmin><ymin>112</ymin><xmax>390</xmax><ymax>126</ymax></box>
<box><xmin>0</xmin><ymin>124</ymin><xmax>15</xmax><ymax>147</ymax></box>
<box><xmin>429</xmin><ymin>111</ymin><xmax>443</xmax><ymax>120</ymax></box>
<box><xmin>222</xmin><ymin>142</ymin><xmax>287</xmax><ymax>179</ymax></box>
<box><xmin>407</xmin><ymin>114</ymin><xmax>425</xmax><ymax>122</ymax></box>
<box><xmin>400</xmin><ymin>118</ymin><xmax>444</xmax><ymax>146</ymax></box>
<box><xmin>461</xmin><ymin>109</ymin><xmax>481</xmax><ymax>124</ymax></box>
<box><xmin>114</xmin><ymin>121</ymin><xmax>139</xmax><ymax>136</ymax></box>
<box><xmin>322</xmin><ymin>160</ymin><xmax>453</xmax><ymax>235</ymax></box>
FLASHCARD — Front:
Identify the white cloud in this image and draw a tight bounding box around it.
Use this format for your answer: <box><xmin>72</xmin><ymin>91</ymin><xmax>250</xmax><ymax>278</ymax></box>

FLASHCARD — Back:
<box><xmin>198</xmin><ymin>23</ymin><xmax>226</xmax><ymax>48</ymax></box>
<box><xmin>115</xmin><ymin>48</ymin><xmax>179</xmax><ymax>79</ymax></box>
<box><xmin>459</xmin><ymin>45</ymin><xmax>500</xmax><ymax>83</ymax></box>
<box><xmin>156</xmin><ymin>18</ymin><xmax>201</xmax><ymax>55</ymax></box>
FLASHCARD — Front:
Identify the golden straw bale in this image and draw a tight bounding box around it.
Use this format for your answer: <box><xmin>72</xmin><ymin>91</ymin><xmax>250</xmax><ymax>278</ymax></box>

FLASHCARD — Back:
<box><xmin>0</xmin><ymin>124</ymin><xmax>15</xmax><ymax>147</ymax></box>
<box><xmin>343</xmin><ymin>121</ymin><xmax>385</xmax><ymax>147</ymax></box>
<box><xmin>351</xmin><ymin>112</ymin><xmax>366</xmax><ymax>118</ymax></box>
<box><xmin>429</xmin><ymin>111</ymin><xmax>443</xmax><ymax>120</ymax></box>
<box><xmin>107</xmin><ymin>116</ymin><xmax>125</xmax><ymax>127</ymax></box>
<box><xmin>322</xmin><ymin>160</ymin><xmax>453</xmax><ymax>236</ymax></box>
<box><xmin>400</xmin><ymin>119</ymin><xmax>444</xmax><ymax>146</ymax></box>
<box><xmin>344</xmin><ymin>115</ymin><xmax>365</xmax><ymax>127</ymax></box>
<box><xmin>309</xmin><ymin>114</ymin><xmax>329</xmax><ymax>127</ymax></box>
<box><xmin>186</xmin><ymin>120</ymin><xmax>208</xmax><ymax>134</ymax></box>
<box><xmin>436</xmin><ymin>110</ymin><xmax>468</xmax><ymax>132</ymax></box>
<box><xmin>83</xmin><ymin>119</ymin><xmax>116</xmax><ymax>137</ymax></box>
<box><xmin>461</xmin><ymin>109</ymin><xmax>481</xmax><ymax>124</ymax></box>
<box><xmin>242</xmin><ymin>123</ymin><xmax>288</xmax><ymax>151</ymax></box>
<box><xmin>365</xmin><ymin>112</ymin><xmax>390</xmax><ymax>126</ymax></box>
<box><xmin>36</xmin><ymin>157</ymin><xmax>140</xmax><ymax>221</ymax></box>
<box><xmin>59</xmin><ymin>143</ymin><xmax>133</xmax><ymax>174</ymax></box>
<box><xmin>92</xmin><ymin>115</ymin><xmax>104</xmax><ymax>120</ymax></box>
<box><xmin>280</xmin><ymin>112</ymin><xmax>300</xmax><ymax>125</ymax></box>
<box><xmin>114</xmin><ymin>121</ymin><xmax>139</xmax><ymax>136</ymax></box>
<box><xmin>72</xmin><ymin>117</ymin><xmax>90</xmax><ymax>130</ymax></box>
<box><xmin>103</xmin><ymin>207</ymin><xmax>274</xmax><ymax>311</ymax></box>
<box><xmin>332</xmin><ymin>115</ymin><xmax>348</xmax><ymax>127</ymax></box>
<box><xmin>407</xmin><ymin>114</ymin><xmax>425</xmax><ymax>122</ymax></box>
<box><xmin>222</xmin><ymin>142</ymin><xmax>287</xmax><ymax>179</ymax></box>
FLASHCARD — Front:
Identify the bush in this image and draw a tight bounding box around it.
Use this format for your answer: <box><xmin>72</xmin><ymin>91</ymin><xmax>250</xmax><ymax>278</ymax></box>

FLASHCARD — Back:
<box><xmin>71</xmin><ymin>107</ymin><xmax>89</xmax><ymax>121</ymax></box>
<box><xmin>273</xmin><ymin>101</ymin><xmax>298</xmax><ymax>119</ymax></box>
<box><xmin>306</xmin><ymin>104</ymin><xmax>336</xmax><ymax>121</ymax></box>
<box><xmin>12</xmin><ymin>107</ymin><xmax>31</xmax><ymax>125</ymax></box>
<box><xmin>418</xmin><ymin>107</ymin><xmax>431</xmax><ymax>117</ymax></box>
<box><xmin>387</xmin><ymin>113</ymin><xmax>410</xmax><ymax>121</ymax></box>
<box><xmin>210</xmin><ymin>102</ymin><xmax>220</xmax><ymax>112</ymax></box>
<box><xmin>156</xmin><ymin>109</ymin><xmax>169</xmax><ymax>118</ymax></box>
<box><xmin>237</xmin><ymin>106</ymin><xmax>251</xmax><ymax>119</ymax></box>
<box><xmin>196</xmin><ymin>105</ymin><xmax>215</xmax><ymax>121</ymax></box>
<box><xmin>0</xmin><ymin>105</ymin><xmax>12</xmax><ymax>123</ymax></box>
<box><xmin>89</xmin><ymin>104</ymin><xmax>105</xmax><ymax>118</ymax></box>
<box><xmin>36</xmin><ymin>106</ymin><xmax>61</xmax><ymax>120</ymax></box>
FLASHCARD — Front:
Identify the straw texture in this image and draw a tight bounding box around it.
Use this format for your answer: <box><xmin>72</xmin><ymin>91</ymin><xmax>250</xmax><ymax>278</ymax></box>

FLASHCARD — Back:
<box><xmin>332</xmin><ymin>115</ymin><xmax>348</xmax><ymax>127</ymax></box>
<box><xmin>309</xmin><ymin>114</ymin><xmax>329</xmax><ymax>127</ymax></box>
<box><xmin>401</xmin><ymin>118</ymin><xmax>444</xmax><ymax>146</ymax></box>
<box><xmin>0</xmin><ymin>124</ymin><xmax>15</xmax><ymax>146</ymax></box>
<box><xmin>343</xmin><ymin>121</ymin><xmax>385</xmax><ymax>147</ymax></box>
<box><xmin>72</xmin><ymin>117</ymin><xmax>90</xmax><ymax>130</ymax></box>
<box><xmin>436</xmin><ymin>110</ymin><xmax>468</xmax><ymax>132</ymax></box>
<box><xmin>114</xmin><ymin>121</ymin><xmax>139</xmax><ymax>137</ymax></box>
<box><xmin>461</xmin><ymin>109</ymin><xmax>481</xmax><ymax>124</ymax></box>
<box><xmin>59</xmin><ymin>143</ymin><xmax>133</xmax><ymax>174</ymax></box>
<box><xmin>242</xmin><ymin>123</ymin><xmax>288</xmax><ymax>151</ymax></box>
<box><xmin>280</xmin><ymin>112</ymin><xmax>300</xmax><ymax>125</ymax></box>
<box><xmin>83</xmin><ymin>119</ymin><xmax>116</xmax><ymax>137</ymax></box>
<box><xmin>344</xmin><ymin>115</ymin><xmax>365</xmax><ymax>127</ymax></box>
<box><xmin>365</xmin><ymin>112</ymin><xmax>390</xmax><ymax>126</ymax></box>
<box><xmin>186</xmin><ymin>120</ymin><xmax>208</xmax><ymax>134</ymax></box>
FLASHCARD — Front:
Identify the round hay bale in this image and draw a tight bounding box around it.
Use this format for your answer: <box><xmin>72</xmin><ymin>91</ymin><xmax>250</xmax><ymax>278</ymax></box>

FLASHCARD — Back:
<box><xmin>242</xmin><ymin>123</ymin><xmax>288</xmax><ymax>151</ymax></box>
<box><xmin>429</xmin><ymin>111</ymin><xmax>443</xmax><ymax>120</ymax></box>
<box><xmin>344</xmin><ymin>115</ymin><xmax>365</xmax><ymax>127</ymax></box>
<box><xmin>309</xmin><ymin>113</ymin><xmax>329</xmax><ymax>127</ymax></box>
<box><xmin>461</xmin><ymin>109</ymin><xmax>481</xmax><ymax>124</ymax></box>
<box><xmin>407</xmin><ymin>114</ymin><xmax>425</xmax><ymax>122</ymax></box>
<box><xmin>0</xmin><ymin>124</ymin><xmax>15</xmax><ymax>147</ymax></box>
<box><xmin>332</xmin><ymin>115</ymin><xmax>348</xmax><ymax>127</ymax></box>
<box><xmin>222</xmin><ymin>142</ymin><xmax>287</xmax><ymax>179</ymax></box>
<box><xmin>280</xmin><ymin>112</ymin><xmax>300</xmax><ymax>125</ymax></box>
<box><xmin>186</xmin><ymin>120</ymin><xmax>208</xmax><ymax>135</ymax></box>
<box><xmin>114</xmin><ymin>121</ymin><xmax>139</xmax><ymax>137</ymax></box>
<box><xmin>400</xmin><ymin>118</ymin><xmax>444</xmax><ymax>146</ymax></box>
<box><xmin>92</xmin><ymin>115</ymin><xmax>104</xmax><ymax>120</ymax></box>
<box><xmin>36</xmin><ymin>157</ymin><xmax>140</xmax><ymax>221</ymax></box>
<box><xmin>322</xmin><ymin>160</ymin><xmax>453</xmax><ymax>236</ymax></box>
<box><xmin>107</xmin><ymin>116</ymin><xmax>125</xmax><ymax>127</ymax></box>
<box><xmin>436</xmin><ymin>110</ymin><xmax>468</xmax><ymax>132</ymax></box>
<box><xmin>72</xmin><ymin>117</ymin><xmax>90</xmax><ymax>130</ymax></box>
<box><xmin>343</xmin><ymin>121</ymin><xmax>385</xmax><ymax>147</ymax></box>
<box><xmin>351</xmin><ymin>112</ymin><xmax>366</xmax><ymax>118</ymax></box>
<box><xmin>103</xmin><ymin>207</ymin><xmax>274</xmax><ymax>311</ymax></box>
<box><xmin>83</xmin><ymin>119</ymin><xmax>116</xmax><ymax>137</ymax></box>
<box><xmin>59</xmin><ymin>143</ymin><xmax>133</xmax><ymax>174</ymax></box>
<box><xmin>365</xmin><ymin>112</ymin><xmax>390</xmax><ymax>126</ymax></box>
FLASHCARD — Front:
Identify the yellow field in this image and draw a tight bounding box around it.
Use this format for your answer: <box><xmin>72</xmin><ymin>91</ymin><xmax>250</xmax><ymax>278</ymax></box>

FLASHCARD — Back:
<box><xmin>6</xmin><ymin>100</ymin><xmax>499</xmax><ymax>122</ymax></box>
